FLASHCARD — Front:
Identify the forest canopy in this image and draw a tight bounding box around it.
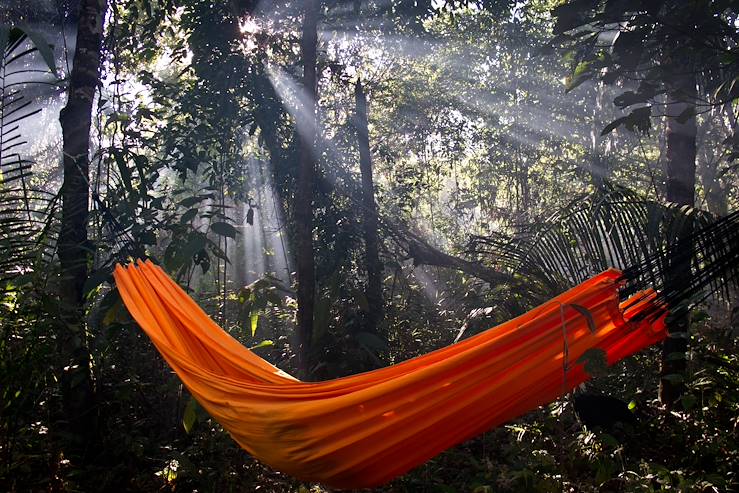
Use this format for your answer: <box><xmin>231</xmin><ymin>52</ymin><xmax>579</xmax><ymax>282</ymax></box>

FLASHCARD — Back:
<box><xmin>1</xmin><ymin>0</ymin><xmax>738</xmax><ymax>491</ymax></box>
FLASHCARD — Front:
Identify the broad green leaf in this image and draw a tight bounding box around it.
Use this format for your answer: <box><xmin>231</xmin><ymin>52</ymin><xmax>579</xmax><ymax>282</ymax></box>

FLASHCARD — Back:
<box><xmin>19</xmin><ymin>24</ymin><xmax>58</xmax><ymax>77</ymax></box>
<box><xmin>182</xmin><ymin>397</ymin><xmax>198</xmax><ymax>433</ymax></box>
<box><xmin>566</xmin><ymin>303</ymin><xmax>596</xmax><ymax>333</ymax></box>
<box><xmin>662</xmin><ymin>373</ymin><xmax>684</xmax><ymax>384</ymax></box>
<box><xmin>355</xmin><ymin>331</ymin><xmax>387</xmax><ymax>351</ymax></box>
<box><xmin>600</xmin><ymin>433</ymin><xmax>620</xmax><ymax>448</ymax></box>
<box><xmin>681</xmin><ymin>393</ymin><xmax>697</xmax><ymax>412</ymax></box>
<box><xmin>178</xmin><ymin>195</ymin><xmax>206</xmax><ymax>208</ymax></box>
<box><xmin>82</xmin><ymin>267</ymin><xmax>111</xmax><ymax>297</ymax></box>
<box><xmin>249</xmin><ymin>339</ymin><xmax>273</xmax><ymax>350</ymax></box>
<box><xmin>601</xmin><ymin>106</ymin><xmax>651</xmax><ymax>135</ymax></box>
<box><xmin>601</xmin><ymin>116</ymin><xmax>628</xmax><ymax>136</ymax></box>
<box><xmin>666</xmin><ymin>351</ymin><xmax>686</xmax><ymax>361</ymax></box>
<box><xmin>676</xmin><ymin>106</ymin><xmax>695</xmax><ymax>124</ymax></box>
<box><xmin>102</xmin><ymin>301</ymin><xmax>122</xmax><ymax>327</ymax></box>
<box><xmin>613</xmin><ymin>90</ymin><xmax>653</xmax><ymax>109</ymax></box>
<box><xmin>565</xmin><ymin>61</ymin><xmax>591</xmax><ymax>92</ymax></box>
<box><xmin>211</xmin><ymin>221</ymin><xmax>236</xmax><ymax>238</ymax></box>
<box><xmin>112</xmin><ymin>149</ymin><xmax>134</xmax><ymax>195</ymax></box>
<box><xmin>577</xmin><ymin>348</ymin><xmax>608</xmax><ymax>378</ymax></box>
<box><xmin>180</xmin><ymin>208</ymin><xmax>198</xmax><ymax>224</ymax></box>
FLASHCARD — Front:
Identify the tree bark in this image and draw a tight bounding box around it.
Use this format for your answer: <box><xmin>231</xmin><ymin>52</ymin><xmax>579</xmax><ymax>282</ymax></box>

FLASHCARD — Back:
<box><xmin>57</xmin><ymin>0</ymin><xmax>106</xmax><ymax>454</ymax></box>
<box><xmin>405</xmin><ymin>235</ymin><xmax>511</xmax><ymax>287</ymax></box>
<box><xmin>355</xmin><ymin>79</ymin><xmax>383</xmax><ymax>334</ymax></box>
<box><xmin>590</xmin><ymin>81</ymin><xmax>612</xmax><ymax>190</ymax></box>
<box><xmin>659</xmin><ymin>73</ymin><xmax>697</xmax><ymax>407</ymax></box>
<box><xmin>295</xmin><ymin>0</ymin><xmax>318</xmax><ymax>378</ymax></box>
<box><xmin>698</xmin><ymin>102</ymin><xmax>733</xmax><ymax>216</ymax></box>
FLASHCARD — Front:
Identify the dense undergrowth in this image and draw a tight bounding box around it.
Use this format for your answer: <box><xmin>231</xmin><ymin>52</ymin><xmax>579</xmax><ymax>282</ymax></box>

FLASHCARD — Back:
<box><xmin>2</xmin><ymin>269</ymin><xmax>737</xmax><ymax>492</ymax></box>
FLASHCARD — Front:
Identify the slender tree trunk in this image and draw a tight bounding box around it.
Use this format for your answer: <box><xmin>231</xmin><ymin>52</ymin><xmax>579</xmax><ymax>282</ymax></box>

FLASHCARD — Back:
<box><xmin>57</xmin><ymin>0</ymin><xmax>106</xmax><ymax>454</ymax></box>
<box><xmin>295</xmin><ymin>0</ymin><xmax>318</xmax><ymax>377</ymax></box>
<box><xmin>698</xmin><ymin>109</ymin><xmax>727</xmax><ymax>216</ymax></box>
<box><xmin>659</xmin><ymin>73</ymin><xmax>697</xmax><ymax>407</ymax></box>
<box><xmin>699</xmin><ymin>101</ymin><xmax>734</xmax><ymax>216</ymax></box>
<box><xmin>354</xmin><ymin>79</ymin><xmax>383</xmax><ymax>334</ymax></box>
<box><xmin>590</xmin><ymin>82</ymin><xmax>612</xmax><ymax>190</ymax></box>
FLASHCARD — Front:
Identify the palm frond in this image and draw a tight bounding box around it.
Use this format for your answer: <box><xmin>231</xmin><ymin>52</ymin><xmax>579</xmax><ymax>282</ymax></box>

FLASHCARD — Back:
<box><xmin>470</xmin><ymin>184</ymin><xmax>739</xmax><ymax>306</ymax></box>
<box><xmin>0</xmin><ymin>25</ymin><xmax>60</xmax><ymax>289</ymax></box>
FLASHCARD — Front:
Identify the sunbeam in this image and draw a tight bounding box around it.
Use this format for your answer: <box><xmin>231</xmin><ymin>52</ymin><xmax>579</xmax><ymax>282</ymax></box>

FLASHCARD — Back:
<box><xmin>242</xmin><ymin>154</ymin><xmax>293</xmax><ymax>285</ymax></box>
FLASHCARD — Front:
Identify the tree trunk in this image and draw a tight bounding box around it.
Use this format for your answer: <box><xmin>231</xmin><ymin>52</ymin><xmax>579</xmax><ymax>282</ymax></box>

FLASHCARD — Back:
<box><xmin>659</xmin><ymin>74</ymin><xmax>697</xmax><ymax>407</ymax></box>
<box><xmin>406</xmin><ymin>236</ymin><xmax>510</xmax><ymax>287</ymax></box>
<box><xmin>57</xmin><ymin>0</ymin><xmax>106</xmax><ymax>454</ymax></box>
<box><xmin>354</xmin><ymin>79</ymin><xmax>383</xmax><ymax>334</ymax></box>
<box><xmin>698</xmin><ymin>109</ymin><xmax>727</xmax><ymax>216</ymax></box>
<box><xmin>295</xmin><ymin>0</ymin><xmax>318</xmax><ymax>378</ymax></box>
<box><xmin>590</xmin><ymin>81</ymin><xmax>612</xmax><ymax>190</ymax></box>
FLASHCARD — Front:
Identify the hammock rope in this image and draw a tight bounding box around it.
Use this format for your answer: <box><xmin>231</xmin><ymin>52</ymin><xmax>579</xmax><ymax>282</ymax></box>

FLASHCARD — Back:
<box><xmin>114</xmin><ymin>260</ymin><xmax>668</xmax><ymax>488</ymax></box>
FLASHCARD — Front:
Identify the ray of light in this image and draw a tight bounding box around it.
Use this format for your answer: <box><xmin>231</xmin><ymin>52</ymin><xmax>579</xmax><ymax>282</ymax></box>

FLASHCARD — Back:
<box><xmin>241</xmin><ymin>154</ymin><xmax>293</xmax><ymax>286</ymax></box>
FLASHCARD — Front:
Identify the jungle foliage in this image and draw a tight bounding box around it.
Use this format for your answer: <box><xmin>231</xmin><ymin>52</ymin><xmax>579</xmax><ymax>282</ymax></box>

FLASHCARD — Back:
<box><xmin>1</xmin><ymin>0</ymin><xmax>738</xmax><ymax>491</ymax></box>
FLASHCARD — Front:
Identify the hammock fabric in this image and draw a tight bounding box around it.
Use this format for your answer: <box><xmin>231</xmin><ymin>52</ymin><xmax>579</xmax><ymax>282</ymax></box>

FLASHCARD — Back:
<box><xmin>114</xmin><ymin>260</ymin><xmax>667</xmax><ymax>489</ymax></box>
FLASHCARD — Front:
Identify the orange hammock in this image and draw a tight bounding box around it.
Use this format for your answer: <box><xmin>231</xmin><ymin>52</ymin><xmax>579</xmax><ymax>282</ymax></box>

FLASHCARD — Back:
<box><xmin>114</xmin><ymin>260</ymin><xmax>667</xmax><ymax>489</ymax></box>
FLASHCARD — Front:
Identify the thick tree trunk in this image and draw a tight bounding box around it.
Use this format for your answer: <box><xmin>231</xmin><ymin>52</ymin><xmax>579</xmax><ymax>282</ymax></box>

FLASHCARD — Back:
<box><xmin>57</xmin><ymin>0</ymin><xmax>106</xmax><ymax>454</ymax></box>
<box><xmin>295</xmin><ymin>0</ymin><xmax>318</xmax><ymax>378</ymax></box>
<box><xmin>354</xmin><ymin>79</ymin><xmax>383</xmax><ymax>334</ymax></box>
<box><xmin>659</xmin><ymin>74</ymin><xmax>697</xmax><ymax>407</ymax></box>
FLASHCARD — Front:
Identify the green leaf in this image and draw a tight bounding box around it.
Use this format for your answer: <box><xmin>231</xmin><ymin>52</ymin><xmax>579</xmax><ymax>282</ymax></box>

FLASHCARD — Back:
<box><xmin>83</xmin><ymin>267</ymin><xmax>111</xmax><ymax>297</ymax></box>
<box><xmin>565</xmin><ymin>61</ymin><xmax>591</xmax><ymax>92</ymax></box>
<box><xmin>601</xmin><ymin>106</ymin><xmax>652</xmax><ymax>135</ymax></box>
<box><xmin>552</xmin><ymin>0</ymin><xmax>593</xmax><ymax>35</ymax></box>
<box><xmin>681</xmin><ymin>393</ymin><xmax>697</xmax><ymax>412</ymax></box>
<box><xmin>178</xmin><ymin>195</ymin><xmax>206</xmax><ymax>208</ymax></box>
<box><xmin>248</xmin><ymin>339</ymin><xmax>273</xmax><ymax>350</ymax></box>
<box><xmin>166</xmin><ymin>234</ymin><xmax>207</xmax><ymax>270</ymax></box>
<box><xmin>577</xmin><ymin>348</ymin><xmax>608</xmax><ymax>378</ymax></box>
<box><xmin>180</xmin><ymin>208</ymin><xmax>198</xmax><ymax>224</ymax></box>
<box><xmin>355</xmin><ymin>331</ymin><xmax>387</xmax><ymax>351</ymax></box>
<box><xmin>601</xmin><ymin>116</ymin><xmax>627</xmax><ymax>136</ymax></box>
<box><xmin>112</xmin><ymin>149</ymin><xmax>134</xmax><ymax>195</ymax></box>
<box><xmin>676</xmin><ymin>106</ymin><xmax>695</xmax><ymax>124</ymax></box>
<box><xmin>662</xmin><ymin>373</ymin><xmax>684</xmax><ymax>384</ymax></box>
<box><xmin>613</xmin><ymin>90</ymin><xmax>647</xmax><ymax>109</ymax></box>
<box><xmin>182</xmin><ymin>397</ymin><xmax>198</xmax><ymax>433</ymax></box>
<box><xmin>627</xmin><ymin>400</ymin><xmax>636</xmax><ymax>410</ymax></box>
<box><xmin>211</xmin><ymin>221</ymin><xmax>236</xmax><ymax>238</ymax></box>
<box><xmin>250</xmin><ymin>310</ymin><xmax>259</xmax><ymax>336</ymax></box>
<box><xmin>140</xmin><ymin>230</ymin><xmax>157</xmax><ymax>245</ymax></box>
<box><xmin>19</xmin><ymin>24</ymin><xmax>57</xmax><ymax>77</ymax></box>
<box><xmin>102</xmin><ymin>299</ymin><xmax>122</xmax><ymax>327</ymax></box>
<box><xmin>666</xmin><ymin>351</ymin><xmax>686</xmax><ymax>361</ymax></box>
<box><xmin>566</xmin><ymin>303</ymin><xmax>597</xmax><ymax>333</ymax></box>
<box><xmin>600</xmin><ymin>433</ymin><xmax>620</xmax><ymax>448</ymax></box>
